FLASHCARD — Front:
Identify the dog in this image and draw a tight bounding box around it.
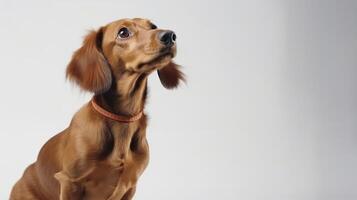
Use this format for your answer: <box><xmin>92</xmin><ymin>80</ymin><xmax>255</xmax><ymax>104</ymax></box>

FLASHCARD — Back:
<box><xmin>10</xmin><ymin>18</ymin><xmax>184</xmax><ymax>200</ymax></box>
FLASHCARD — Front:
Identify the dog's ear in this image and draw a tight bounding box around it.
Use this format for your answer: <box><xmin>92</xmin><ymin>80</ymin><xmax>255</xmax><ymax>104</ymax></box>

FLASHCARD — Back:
<box><xmin>66</xmin><ymin>28</ymin><xmax>112</xmax><ymax>93</ymax></box>
<box><xmin>157</xmin><ymin>62</ymin><xmax>185</xmax><ymax>89</ymax></box>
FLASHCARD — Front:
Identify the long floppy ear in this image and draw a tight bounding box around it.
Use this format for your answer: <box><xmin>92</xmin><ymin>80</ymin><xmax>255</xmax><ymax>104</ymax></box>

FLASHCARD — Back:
<box><xmin>157</xmin><ymin>62</ymin><xmax>185</xmax><ymax>89</ymax></box>
<box><xmin>66</xmin><ymin>28</ymin><xmax>112</xmax><ymax>93</ymax></box>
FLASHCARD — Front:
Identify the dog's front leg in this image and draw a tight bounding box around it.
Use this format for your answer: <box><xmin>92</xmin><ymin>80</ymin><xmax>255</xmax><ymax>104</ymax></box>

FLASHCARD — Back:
<box><xmin>121</xmin><ymin>187</ymin><xmax>136</xmax><ymax>200</ymax></box>
<box><xmin>54</xmin><ymin>171</ymin><xmax>84</xmax><ymax>200</ymax></box>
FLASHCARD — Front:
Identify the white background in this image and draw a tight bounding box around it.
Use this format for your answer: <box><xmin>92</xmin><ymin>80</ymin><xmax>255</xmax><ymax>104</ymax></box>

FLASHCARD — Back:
<box><xmin>0</xmin><ymin>0</ymin><xmax>356</xmax><ymax>199</ymax></box>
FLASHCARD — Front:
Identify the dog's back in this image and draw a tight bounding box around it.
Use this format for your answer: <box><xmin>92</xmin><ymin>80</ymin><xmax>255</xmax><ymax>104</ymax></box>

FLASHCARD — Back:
<box><xmin>11</xmin><ymin>131</ymin><xmax>64</xmax><ymax>200</ymax></box>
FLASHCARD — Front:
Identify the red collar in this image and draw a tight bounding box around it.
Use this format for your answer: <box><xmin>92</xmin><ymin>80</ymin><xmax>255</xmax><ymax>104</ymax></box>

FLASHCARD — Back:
<box><xmin>91</xmin><ymin>98</ymin><xmax>143</xmax><ymax>123</ymax></box>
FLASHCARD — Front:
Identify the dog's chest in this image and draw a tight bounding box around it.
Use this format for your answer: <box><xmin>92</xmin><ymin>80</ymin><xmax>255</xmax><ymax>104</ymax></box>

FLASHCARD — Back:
<box><xmin>107</xmin><ymin>122</ymin><xmax>148</xmax><ymax>164</ymax></box>
<box><xmin>83</xmin><ymin>122</ymin><xmax>149</xmax><ymax>199</ymax></box>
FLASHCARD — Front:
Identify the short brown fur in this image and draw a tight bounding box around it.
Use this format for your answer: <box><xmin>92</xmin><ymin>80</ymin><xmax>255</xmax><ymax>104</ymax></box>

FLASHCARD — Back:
<box><xmin>10</xmin><ymin>18</ymin><xmax>184</xmax><ymax>200</ymax></box>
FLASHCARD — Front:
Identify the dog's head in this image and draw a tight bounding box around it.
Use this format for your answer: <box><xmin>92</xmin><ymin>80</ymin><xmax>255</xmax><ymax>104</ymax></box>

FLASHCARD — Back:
<box><xmin>66</xmin><ymin>18</ymin><xmax>185</xmax><ymax>93</ymax></box>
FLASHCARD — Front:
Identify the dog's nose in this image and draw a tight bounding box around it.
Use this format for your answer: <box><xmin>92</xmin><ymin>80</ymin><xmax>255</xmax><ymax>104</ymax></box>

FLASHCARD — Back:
<box><xmin>159</xmin><ymin>30</ymin><xmax>176</xmax><ymax>46</ymax></box>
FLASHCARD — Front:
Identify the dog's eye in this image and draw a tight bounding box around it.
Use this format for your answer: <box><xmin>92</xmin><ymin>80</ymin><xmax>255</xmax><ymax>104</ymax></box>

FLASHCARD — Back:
<box><xmin>118</xmin><ymin>27</ymin><xmax>131</xmax><ymax>39</ymax></box>
<box><xmin>150</xmin><ymin>24</ymin><xmax>157</xmax><ymax>29</ymax></box>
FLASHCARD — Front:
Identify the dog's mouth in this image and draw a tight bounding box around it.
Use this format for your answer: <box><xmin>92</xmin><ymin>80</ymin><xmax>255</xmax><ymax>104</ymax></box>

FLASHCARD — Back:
<box><xmin>138</xmin><ymin>48</ymin><xmax>175</xmax><ymax>70</ymax></box>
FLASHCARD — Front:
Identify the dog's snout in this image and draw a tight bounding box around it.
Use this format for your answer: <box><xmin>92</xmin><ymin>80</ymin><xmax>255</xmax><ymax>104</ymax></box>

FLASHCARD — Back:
<box><xmin>159</xmin><ymin>31</ymin><xmax>176</xmax><ymax>47</ymax></box>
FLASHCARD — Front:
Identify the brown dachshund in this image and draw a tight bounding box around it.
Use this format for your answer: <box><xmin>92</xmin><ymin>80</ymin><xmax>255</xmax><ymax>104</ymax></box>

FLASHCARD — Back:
<box><xmin>10</xmin><ymin>18</ymin><xmax>184</xmax><ymax>200</ymax></box>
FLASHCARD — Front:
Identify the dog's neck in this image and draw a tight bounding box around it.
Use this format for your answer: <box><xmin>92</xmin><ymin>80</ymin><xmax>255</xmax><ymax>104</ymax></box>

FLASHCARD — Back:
<box><xmin>95</xmin><ymin>71</ymin><xmax>148</xmax><ymax>116</ymax></box>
